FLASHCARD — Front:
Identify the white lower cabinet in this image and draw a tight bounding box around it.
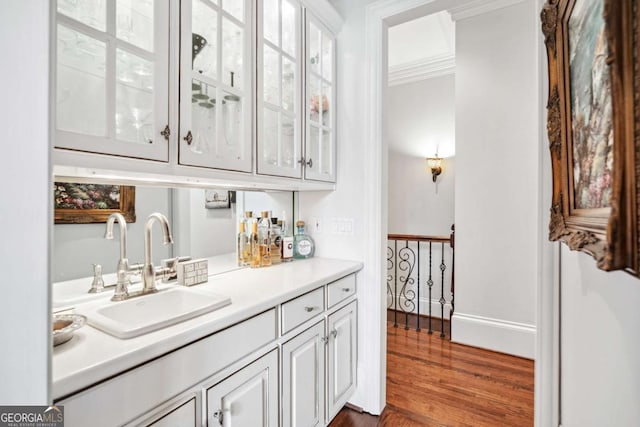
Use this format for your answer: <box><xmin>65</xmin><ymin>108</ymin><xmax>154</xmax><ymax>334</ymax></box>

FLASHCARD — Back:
<box><xmin>207</xmin><ymin>350</ymin><xmax>279</xmax><ymax>427</ymax></box>
<box><xmin>282</xmin><ymin>321</ymin><xmax>326</xmax><ymax>427</ymax></box>
<box><xmin>327</xmin><ymin>301</ymin><xmax>357</xmax><ymax>421</ymax></box>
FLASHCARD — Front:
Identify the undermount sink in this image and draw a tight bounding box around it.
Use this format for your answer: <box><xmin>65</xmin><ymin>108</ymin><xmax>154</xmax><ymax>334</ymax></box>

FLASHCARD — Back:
<box><xmin>77</xmin><ymin>287</ymin><xmax>231</xmax><ymax>339</ymax></box>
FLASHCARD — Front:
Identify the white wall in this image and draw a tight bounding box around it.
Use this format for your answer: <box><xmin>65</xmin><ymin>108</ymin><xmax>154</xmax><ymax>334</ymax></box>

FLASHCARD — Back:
<box><xmin>386</xmin><ymin>74</ymin><xmax>456</xmax><ymax>158</ymax></box>
<box><xmin>0</xmin><ymin>0</ymin><xmax>50</xmax><ymax>404</ymax></box>
<box><xmin>388</xmin><ymin>152</ymin><xmax>454</xmax><ymax>236</ymax></box>
<box><xmin>298</xmin><ymin>0</ymin><xmax>381</xmax><ymax>413</ymax></box>
<box><xmin>452</xmin><ymin>1</ymin><xmax>538</xmax><ymax>358</ymax></box>
<box><xmin>559</xmin><ymin>247</ymin><xmax>640</xmax><ymax>426</ymax></box>
<box><xmin>53</xmin><ymin>187</ymin><xmax>172</xmax><ymax>282</ymax></box>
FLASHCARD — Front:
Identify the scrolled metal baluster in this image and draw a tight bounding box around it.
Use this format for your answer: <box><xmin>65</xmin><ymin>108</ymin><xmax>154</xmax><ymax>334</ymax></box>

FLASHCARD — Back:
<box><xmin>416</xmin><ymin>242</ymin><xmax>421</xmax><ymax>332</ymax></box>
<box><xmin>397</xmin><ymin>241</ymin><xmax>416</xmax><ymax>329</ymax></box>
<box><xmin>387</xmin><ymin>245</ymin><xmax>394</xmax><ymax>310</ymax></box>
<box><xmin>394</xmin><ymin>240</ymin><xmax>398</xmax><ymax>327</ymax></box>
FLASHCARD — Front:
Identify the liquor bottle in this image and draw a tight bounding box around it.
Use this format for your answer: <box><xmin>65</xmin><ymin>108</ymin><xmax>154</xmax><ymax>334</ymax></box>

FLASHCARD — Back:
<box><xmin>293</xmin><ymin>220</ymin><xmax>315</xmax><ymax>259</ymax></box>
<box><xmin>250</xmin><ymin>220</ymin><xmax>261</xmax><ymax>268</ymax></box>
<box><xmin>270</xmin><ymin>218</ymin><xmax>282</xmax><ymax>265</ymax></box>
<box><xmin>258</xmin><ymin>211</ymin><xmax>272</xmax><ymax>267</ymax></box>
<box><xmin>237</xmin><ymin>221</ymin><xmax>250</xmax><ymax>266</ymax></box>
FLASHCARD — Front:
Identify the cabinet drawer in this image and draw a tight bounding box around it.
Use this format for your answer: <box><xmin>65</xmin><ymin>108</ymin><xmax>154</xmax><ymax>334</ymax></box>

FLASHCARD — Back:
<box><xmin>281</xmin><ymin>287</ymin><xmax>325</xmax><ymax>334</ymax></box>
<box><xmin>327</xmin><ymin>275</ymin><xmax>356</xmax><ymax>308</ymax></box>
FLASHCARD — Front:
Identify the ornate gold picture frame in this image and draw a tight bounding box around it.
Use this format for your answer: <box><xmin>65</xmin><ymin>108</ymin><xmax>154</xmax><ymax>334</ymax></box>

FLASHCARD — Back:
<box><xmin>54</xmin><ymin>183</ymin><xmax>136</xmax><ymax>224</ymax></box>
<box><xmin>541</xmin><ymin>0</ymin><xmax>638</xmax><ymax>274</ymax></box>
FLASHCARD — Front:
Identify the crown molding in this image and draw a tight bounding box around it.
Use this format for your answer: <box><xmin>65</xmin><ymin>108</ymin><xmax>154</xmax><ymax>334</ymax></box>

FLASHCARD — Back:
<box><xmin>388</xmin><ymin>53</ymin><xmax>455</xmax><ymax>86</ymax></box>
<box><xmin>449</xmin><ymin>0</ymin><xmax>528</xmax><ymax>21</ymax></box>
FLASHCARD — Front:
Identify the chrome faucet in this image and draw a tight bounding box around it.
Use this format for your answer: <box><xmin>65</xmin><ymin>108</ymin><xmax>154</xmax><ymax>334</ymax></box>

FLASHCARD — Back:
<box><xmin>142</xmin><ymin>213</ymin><xmax>174</xmax><ymax>294</ymax></box>
<box><xmin>105</xmin><ymin>213</ymin><xmax>139</xmax><ymax>300</ymax></box>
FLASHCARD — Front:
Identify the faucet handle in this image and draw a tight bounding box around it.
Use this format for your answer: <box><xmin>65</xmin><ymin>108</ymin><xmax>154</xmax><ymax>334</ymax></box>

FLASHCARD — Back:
<box><xmin>88</xmin><ymin>264</ymin><xmax>105</xmax><ymax>293</ymax></box>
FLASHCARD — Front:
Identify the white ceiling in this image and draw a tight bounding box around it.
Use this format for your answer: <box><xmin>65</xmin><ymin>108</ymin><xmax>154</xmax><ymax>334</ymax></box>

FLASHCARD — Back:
<box><xmin>388</xmin><ymin>11</ymin><xmax>455</xmax><ymax>69</ymax></box>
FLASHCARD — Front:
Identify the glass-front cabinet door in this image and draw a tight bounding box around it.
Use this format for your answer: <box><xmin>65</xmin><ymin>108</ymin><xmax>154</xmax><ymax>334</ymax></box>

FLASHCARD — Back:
<box><xmin>257</xmin><ymin>0</ymin><xmax>303</xmax><ymax>178</ymax></box>
<box><xmin>304</xmin><ymin>13</ymin><xmax>336</xmax><ymax>182</ymax></box>
<box><xmin>54</xmin><ymin>0</ymin><xmax>170</xmax><ymax>161</ymax></box>
<box><xmin>179</xmin><ymin>0</ymin><xmax>252</xmax><ymax>172</ymax></box>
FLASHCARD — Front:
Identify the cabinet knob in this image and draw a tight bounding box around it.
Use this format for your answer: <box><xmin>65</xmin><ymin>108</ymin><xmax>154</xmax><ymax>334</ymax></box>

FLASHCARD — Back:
<box><xmin>304</xmin><ymin>306</ymin><xmax>317</xmax><ymax>312</ymax></box>
<box><xmin>321</xmin><ymin>336</ymin><xmax>329</xmax><ymax>344</ymax></box>
<box><xmin>213</xmin><ymin>410</ymin><xmax>224</xmax><ymax>425</ymax></box>
<box><xmin>160</xmin><ymin>124</ymin><xmax>171</xmax><ymax>141</ymax></box>
<box><xmin>342</xmin><ymin>287</ymin><xmax>351</xmax><ymax>292</ymax></box>
<box><xmin>330</xmin><ymin>329</ymin><xmax>338</xmax><ymax>339</ymax></box>
<box><xmin>306</xmin><ymin>158</ymin><xmax>313</xmax><ymax>168</ymax></box>
<box><xmin>183</xmin><ymin>131</ymin><xmax>193</xmax><ymax>145</ymax></box>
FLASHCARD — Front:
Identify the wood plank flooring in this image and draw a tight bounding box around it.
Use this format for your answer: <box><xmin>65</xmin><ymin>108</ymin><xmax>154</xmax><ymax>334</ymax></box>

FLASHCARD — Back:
<box><xmin>329</xmin><ymin>322</ymin><xmax>534</xmax><ymax>427</ymax></box>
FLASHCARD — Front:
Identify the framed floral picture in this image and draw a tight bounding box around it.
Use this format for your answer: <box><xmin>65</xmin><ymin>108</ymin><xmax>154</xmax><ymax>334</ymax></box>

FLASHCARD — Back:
<box><xmin>542</xmin><ymin>0</ymin><xmax>638</xmax><ymax>274</ymax></box>
<box><xmin>54</xmin><ymin>183</ymin><xmax>136</xmax><ymax>224</ymax></box>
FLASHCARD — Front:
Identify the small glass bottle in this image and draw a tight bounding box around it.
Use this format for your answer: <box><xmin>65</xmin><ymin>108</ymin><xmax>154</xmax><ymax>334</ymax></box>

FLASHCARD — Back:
<box><xmin>250</xmin><ymin>220</ymin><xmax>261</xmax><ymax>268</ymax></box>
<box><xmin>270</xmin><ymin>218</ymin><xmax>282</xmax><ymax>265</ymax></box>
<box><xmin>237</xmin><ymin>221</ymin><xmax>250</xmax><ymax>266</ymax></box>
<box><xmin>293</xmin><ymin>220</ymin><xmax>315</xmax><ymax>259</ymax></box>
<box><xmin>258</xmin><ymin>211</ymin><xmax>272</xmax><ymax>266</ymax></box>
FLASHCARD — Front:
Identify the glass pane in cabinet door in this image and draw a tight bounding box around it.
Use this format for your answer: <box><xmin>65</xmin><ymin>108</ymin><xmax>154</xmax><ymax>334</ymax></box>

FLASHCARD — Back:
<box><xmin>308</xmin><ymin>77</ymin><xmax>321</xmax><ymax>124</ymax></box>
<box><xmin>281</xmin><ymin>0</ymin><xmax>296</xmax><ymax>58</ymax></box>
<box><xmin>321</xmin><ymin>129</ymin><xmax>331</xmax><ymax>175</ymax></box>
<box><xmin>222</xmin><ymin>0</ymin><xmax>244</xmax><ymax>22</ymax></box>
<box><xmin>58</xmin><ymin>0</ymin><xmax>106</xmax><ymax>31</ymax></box>
<box><xmin>115</xmin><ymin>49</ymin><xmax>154</xmax><ymax>144</ymax></box>
<box><xmin>322</xmin><ymin>33</ymin><xmax>332</xmax><ymax>82</ymax></box>
<box><xmin>264</xmin><ymin>0</ymin><xmax>279</xmax><ymax>46</ymax></box>
<box><xmin>281</xmin><ymin>116</ymin><xmax>295</xmax><ymax>168</ymax></box>
<box><xmin>192</xmin><ymin>0</ymin><xmax>218</xmax><ymax>79</ymax></box>
<box><xmin>116</xmin><ymin>0</ymin><xmax>154</xmax><ymax>52</ymax></box>
<box><xmin>56</xmin><ymin>25</ymin><xmax>106</xmax><ymax>136</ymax></box>
<box><xmin>308</xmin><ymin>22</ymin><xmax>321</xmax><ymax>75</ymax></box>
<box><xmin>191</xmin><ymin>79</ymin><xmax>217</xmax><ymax>155</ymax></box>
<box><xmin>222</xmin><ymin>17</ymin><xmax>244</xmax><ymax>89</ymax></box>
<box><xmin>308</xmin><ymin>124</ymin><xmax>320</xmax><ymax>167</ymax></box>
<box><xmin>282</xmin><ymin>57</ymin><xmax>295</xmax><ymax>112</ymax></box>
<box><xmin>222</xmin><ymin>90</ymin><xmax>244</xmax><ymax>159</ymax></box>
<box><xmin>262</xmin><ymin>108</ymin><xmax>279</xmax><ymax>166</ymax></box>
<box><xmin>321</xmin><ymin>82</ymin><xmax>331</xmax><ymax>127</ymax></box>
<box><xmin>263</xmin><ymin>45</ymin><xmax>280</xmax><ymax>106</ymax></box>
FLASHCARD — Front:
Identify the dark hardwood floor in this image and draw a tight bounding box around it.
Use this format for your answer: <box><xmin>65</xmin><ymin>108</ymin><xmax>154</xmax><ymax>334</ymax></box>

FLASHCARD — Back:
<box><xmin>329</xmin><ymin>322</ymin><xmax>534</xmax><ymax>427</ymax></box>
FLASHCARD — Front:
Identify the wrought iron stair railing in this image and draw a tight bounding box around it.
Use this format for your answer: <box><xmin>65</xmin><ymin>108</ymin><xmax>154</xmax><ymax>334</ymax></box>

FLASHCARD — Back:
<box><xmin>387</xmin><ymin>225</ymin><xmax>455</xmax><ymax>337</ymax></box>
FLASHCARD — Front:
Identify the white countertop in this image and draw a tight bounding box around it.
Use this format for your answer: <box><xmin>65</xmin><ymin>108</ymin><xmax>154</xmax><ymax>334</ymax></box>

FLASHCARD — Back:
<box><xmin>52</xmin><ymin>257</ymin><xmax>363</xmax><ymax>400</ymax></box>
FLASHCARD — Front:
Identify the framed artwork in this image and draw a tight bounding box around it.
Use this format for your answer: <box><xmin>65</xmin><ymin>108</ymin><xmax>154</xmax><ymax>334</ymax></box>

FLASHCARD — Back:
<box><xmin>541</xmin><ymin>0</ymin><xmax>638</xmax><ymax>274</ymax></box>
<box><xmin>54</xmin><ymin>183</ymin><xmax>136</xmax><ymax>224</ymax></box>
<box><xmin>204</xmin><ymin>189</ymin><xmax>231</xmax><ymax>209</ymax></box>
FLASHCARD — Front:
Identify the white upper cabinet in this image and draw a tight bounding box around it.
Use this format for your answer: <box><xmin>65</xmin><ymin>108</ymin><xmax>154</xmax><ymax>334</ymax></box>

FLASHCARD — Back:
<box><xmin>54</xmin><ymin>0</ymin><xmax>170</xmax><ymax>161</ymax></box>
<box><xmin>179</xmin><ymin>0</ymin><xmax>253</xmax><ymax>172</ymax></box>
<box><xmin>304</xmin><ymin>12</ymin><xmax>336</xmax><ymax>182</ymax></box>
<box><xmin>52</xmin><ymin>0</ymin><xmax>340</xmax><ymax>188</ymax></box>
<box><xmin>257</xmin><ymin>0</ymin><xmax>303</xmax><ymax>178</ymax></box>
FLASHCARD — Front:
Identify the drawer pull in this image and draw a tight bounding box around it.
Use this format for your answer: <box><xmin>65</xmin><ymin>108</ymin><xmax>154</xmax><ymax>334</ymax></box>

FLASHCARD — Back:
<box><xmin>304</xmin><ymin>306</ymin><xmax>318</xmax><ymax>312</ymax></box>
<box><xmin>330</xmin><ymin>329</ymin><xmax>338</xmax><ymax>339</ymax></box>
<box><xmin>321</xmin><ymin>335</ymin><xmax>329</xmax><ymax>344</ymax></box>
<box><xmin>342</xmin><ymin>287</ymin><xmax>351</xmax><ymax>292</ymax></box>
<box><xmin>213</xmin><ymin>410</ymin><xmax>223</xmax><ymax>425</ymax></box>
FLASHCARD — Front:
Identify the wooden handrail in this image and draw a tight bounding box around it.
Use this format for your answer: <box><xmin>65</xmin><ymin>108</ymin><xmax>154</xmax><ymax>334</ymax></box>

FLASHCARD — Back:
<box><xmin>388</xmin><ymin>234</ymin><xmax>451</xmax><ymax>245</ymax></box>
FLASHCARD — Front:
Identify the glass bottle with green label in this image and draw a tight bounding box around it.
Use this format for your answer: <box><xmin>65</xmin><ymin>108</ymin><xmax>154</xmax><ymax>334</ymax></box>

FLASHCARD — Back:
<box><xmin>293</xmin><ymin>221</ymin><xmax>315</xmax><ymax>259</ymax></box>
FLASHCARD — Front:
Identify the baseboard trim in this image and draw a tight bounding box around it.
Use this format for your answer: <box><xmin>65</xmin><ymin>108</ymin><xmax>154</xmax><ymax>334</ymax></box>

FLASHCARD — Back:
<box><xmin>451</xmin><ymin>312</ymin><xmax>535</xmax><ymax>359</ymax></box>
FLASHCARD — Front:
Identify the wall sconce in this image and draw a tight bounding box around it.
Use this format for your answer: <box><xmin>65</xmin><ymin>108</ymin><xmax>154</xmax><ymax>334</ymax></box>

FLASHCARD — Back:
<box><xmin>426</xmin><ymin>156</ymin><xmax>442</xmax><ymax>182</ymax></box>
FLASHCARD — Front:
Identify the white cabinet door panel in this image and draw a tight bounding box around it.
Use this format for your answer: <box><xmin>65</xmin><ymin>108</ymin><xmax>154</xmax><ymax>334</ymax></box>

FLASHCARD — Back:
<box><xmin>327</xmin><ymin>301</ymin><xmax>357</xmax><ymax>420</ymax></box>
<box><xmin>282</xmin><ymin>321</ymin><xmax>325</xmax><ymax>427</ymax></box>
<box><xmin>207</xmin><ymin>350</ymin><xmax>279</xmax><ymax>427</ymax></box>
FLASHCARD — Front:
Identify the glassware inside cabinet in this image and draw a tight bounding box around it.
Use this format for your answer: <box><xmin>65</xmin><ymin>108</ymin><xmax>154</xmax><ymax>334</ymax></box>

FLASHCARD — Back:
<box><xmin>54</xmin><ymin>0</ymin><xmax>169</xmax><ymax>161</ymax></box>
<box><xmin>56</xmin><ymin>25</ymin><xmax>107</xmax><ymax>137</ymax></box>
<box><xmin>180</xmin><ymin>0</ymin><xmax>251</xmax><ymax>171</ymax></box>
<box><xmin>257</xmin><ymin>0</ymin><xmax>301</xmax><ymax>178</ymax></box>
